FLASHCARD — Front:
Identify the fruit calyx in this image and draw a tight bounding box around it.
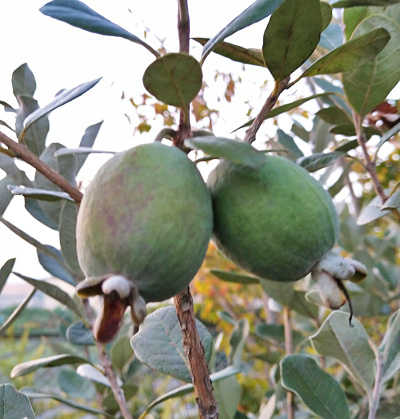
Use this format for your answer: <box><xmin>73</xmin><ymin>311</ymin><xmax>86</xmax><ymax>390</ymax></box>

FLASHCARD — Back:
<box><xmin>311</xmin><ymin>251</ymin><xmax>368</xmax><ymax>325</ymax></box>
<box><xmin>77</xmin><ymin>275</ymin><xmax>147</xmax><ymax>343</ymax></box>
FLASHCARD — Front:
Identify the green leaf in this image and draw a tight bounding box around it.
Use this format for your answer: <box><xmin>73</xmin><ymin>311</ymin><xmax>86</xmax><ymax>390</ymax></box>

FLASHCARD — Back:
<box><xmin>229</xmin><ymin>318</ymin><xmax>249</xmax><ymax>367</ymax></box>
<box><xmin>343</xmin><ymin>15</ymin><xmax>400</xmax><ymax>117</ymax></box>
<box><xmin>277</xmin><ymin>129</ymin><xmax>304</xmax><ymax>158</ymax></box>
<box><xmin>332</xmin><ymin>0</ymin><xmax>400</xmax><ymax>7</ymax></box>
<box><xmin>382</xmin><ymin>190</ymin><xmax>400</xmax><ymax>210</ymax></box>
<box><xmin>25</xmin><ymin>198</ymin><xmax>58</xmax><ymax>230</ymax></box>
<box><xmin>211</xmin><ymin>269</ymin><xmax>260</xmax><ymax>284</ymax></box>
<box><xmin>8</xmin><ymin>185</ymin><xmax>74</xmax><ymax>202</ymax></box>
<box><xmin>256</xmin><ymin>324</ymin><xmax>304</xmax><ymax>346</ymax></box>
<box><xmin>66</xmin><ymin>321</ymin><xmax>94</xmax><ymax>346</ymax></box>
<box><xmin>37</xmin><ymin>245</ymin><xmax>75</xmax><ymax>285</ymax></box>
<box><xmin>185</xmin><ymin>136</ymin><xmax>267</xmax><ymax>169</ymax></box>
<box><xmin>201</xmin><ymin>0</ymin><xmax>284</xmax><ymax>61</ymax></box>
<box><xmin>21</xmin><ymin>387</ymin><xmax>112</xmax><ymax>417</ymax></box>
<box><xmin>213</xmin><ymin>375</ymin><xmax>242</xmax><ymax>419</ymax></box>
<box><xmin>263</xmin><ymin>0</ymin><xmax>322</xmax><ymax>81</ymax></box>
<box><xmin>0</xmin><ymin>258</ymin><xmax>15</xmax><ymax>294</ymax></box>
<box><xmin>57</xmin><ymin>369</ymin><xmax>96</xmax><ymax>400</ymax></box>
<box><xmin>111</xmin><ymin>336</ymin><xmax>134</xmax><ymax>372</ymax></box>
<box><xmin>77</xmin><ymin>364</ymin><xmax>121</xmax><ymax>387</ymax></box>
<box><xmin>130</xmin><ymin>306</ymin><xmax>213</xmax><ymax>383</ymax></box>
<box><xmin>357</xmin><ymin>194</ymin><xmax>391</xmax><ymax>225</ymax></box>
<box><xmin>75</xmin><ymin>121</ymin><xmax>104</xmax><ymax>170</ymax></box>
<box><xmin>317</xmin><ymin>107</ymin><xmax>353</xmax><ymax>125</ymax></box>
<box><xmin>13</xmin><ymin>272</ymin><xmax>83</xmax><ymax>319</ymax></box>
<box><xmin>300</xmin><ymin>28</ymin><xmax>390</xmax><ymax>78</ymax></box>
<box><xmin>193</xmin><ymin>38</ymin><xmax>265</xmax><ymax>67</ymax></box>
<box><xmin>320</xmin><ymin>2</ymin><xmax>333</xmax><ymax>32</ymax></box>
<box><xmin>55</xmin><ymin>147</ymin><xmax>114</xmax><ymax>158</ymax></box>
<box><xmin>34</xmin><ymin>143</ymin><xmax>78</xmax><ymax>228</ymax></box>
<box><xmin>40</xmin><ymin>0</ymin><xmax>158</xmax><ymax>57</ymax></box>
<box><xmin>12</xmin><ymin>63</ymin><xmax>36</xmax><ymax>98</ymax></box>
<box><xmin>376</xmin><ymin>120</ymin><xmax>400</xmax><ymax>152</ymax></box>
<box><xmin>59</xmin><ymin>200</ymin><xmax>84</xmax><ymax>279</ymax></box>
<box><xmin>281</xmin><ymin>355</ymin><xmax>350</xmax><ymax>419</ymax></box>
<box><xmin>141</xmin><ymin>366</ymin><xmax>240</xmax><ymax>417</ymax></box>
<box><xmin>0</xmin><ymin>383</ymin><xmax>35</xmax><ymax>419</ymax></box>
<box><xmin>297</xmin><ymin>151</ymin><xmax>346</xmax><ymax>172</ymax></box>
<box><xmin>234</xmin><ymin>92</ymin><xmax>337</xmax><ymax>131</ymax></box>
<box><xmin>0</xmin><ymin>289</ymin><xmax>36</xmax><ymax>336</ymax></box>
<box><xmin>22</xmin><ymin>78</ymin><xmax>101</xmax><ymax>136</ymax></box>
<box><xmin>381</xmin><ymin>309</ymin><xmax>400</xmax><ymax>383</ymax></box>
<box><xmin>309</xmin><ymin>311</ymin><xmax>376</xmax><ymax>392</ymax></box>
<box><xmin>10</xmin><ymin>354</ymin><xmax>88</xmax><ymax>378</ymax></box>
<box><xmin>16</xmin><ymin>95</ymin><xmax>49</xmax><ymax>156</ymax></box>
<box><xmin>0</xmin><ymin>177</ymin><xmax>13</xmax><ymax>216</ymax></box>
<box><xmin>143</xmin><ymin>53</ymin><xmax>202</xmax><ymax>108</ymax></box>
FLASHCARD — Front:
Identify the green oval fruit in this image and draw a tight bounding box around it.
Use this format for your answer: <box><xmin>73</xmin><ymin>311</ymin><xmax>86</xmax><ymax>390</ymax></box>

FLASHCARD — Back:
<box><xmin>207</xmin><ymin>156</ymin><xmax>339</xmax><ymax>282</ymax></box>
<box><xmin>76</xmin><ymin>142</ymin><xmax>213</xmax><ymax>302</ymax></box>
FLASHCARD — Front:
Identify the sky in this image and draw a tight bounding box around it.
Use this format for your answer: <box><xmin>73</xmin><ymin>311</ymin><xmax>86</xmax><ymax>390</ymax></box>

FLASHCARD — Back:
<box><xmin>0</xmin><ymin>0</ymin><xmax>278</xmax><ymax>287</ymax></box>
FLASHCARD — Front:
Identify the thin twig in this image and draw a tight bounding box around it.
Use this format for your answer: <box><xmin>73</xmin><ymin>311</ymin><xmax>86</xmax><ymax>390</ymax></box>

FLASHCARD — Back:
<box><xmin>244</xmin><ymin>78</ymin><xmax>290</xmax><ymax>144</ymax></box>
<box><xmin>174</xmin><ymin>289</ymin><xmax>218</xmax><ymax>419</ymax></box>
<box><xmin>352</xmin><ymin>112</ymin><xmax>387</xmax><ymax>204</ymax></box>
<box><xmin>283</xmin><ymin>306</ymin><xmax>295</xmax><ymax>419</ymax></box>
<box><xmin>368</xmin><ymin>343</ymin><xmax>384</xmax><ymax>419</ymax></box>
<box><xmin>83</xmin><ymin>300</ymin><xmax>133</xmax><ymax>419</ymax></box>
<box><xmin>0</xmin><ymin>130</ymin><xmax>83</xmax><ymax>203</ymax></box>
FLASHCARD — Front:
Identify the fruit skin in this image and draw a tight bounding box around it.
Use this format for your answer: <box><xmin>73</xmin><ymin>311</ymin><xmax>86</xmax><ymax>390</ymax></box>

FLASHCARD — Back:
<box><xmin>207</xmin><ymin>155</ymin><xmax>339</xmax><ymax>282</ymax></box>
<box><xmin>76</xmin><ymin>142</ymin><xmax>213</xmax><ymax>302</ymax></box>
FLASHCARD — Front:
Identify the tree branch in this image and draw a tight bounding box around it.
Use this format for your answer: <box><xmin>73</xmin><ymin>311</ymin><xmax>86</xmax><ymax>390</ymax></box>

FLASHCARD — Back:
<box><xmin>283</xmin><ymin>306</ymin><xmax>295</xmax><ymax>419</ymax></box>
<box><xmin>174</xmin><ymin>289</ymin><xmax>218</xmax><ymax>419</ymax></box>
<box><xmin>244</xmin><ymin>78</ymin><xmax>290</xmax><ymax>144</ymax></box>
<box><xmin>0</xmin><ymin>130</ymin><xmax>83</xmax><ymax>203</ymax></box>
<box><xmin>174</xmin><ymin>1</ymin><xmax>219</xmax><ymax>418</ymax></box>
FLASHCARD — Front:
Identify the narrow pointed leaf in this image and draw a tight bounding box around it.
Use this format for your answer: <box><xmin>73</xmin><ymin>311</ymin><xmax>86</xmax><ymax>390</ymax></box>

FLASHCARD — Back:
<box><xmin>376</xmin><ymin>120</ymin><xmax>400</xmax><ymax>152</ymax></box>
<box><xmin>234</xmin><ymin>92</ymin><xmax>337</xmax><ymax>131</ymax></box>
<box><xmin>301</xmin><ymin>28</ymin><xmax>390</xmax><ymax>78</ymax></box>
<box><xmin>37</xmin><ymin>245</ymin><xmax>75</xmax><ymax>285</ymax></box>
<box><xmin>77</xmin><ymin>364</ymin><xmax>122</xmax><ymax>387</ymax></box>
<box><xmin>23</xmin><ymin>78</ymin><xmax>101</xmax><ymax>133</ymax></box>
<box><xmin>60</xmin><ymin>200</ymin><xmax>84</xmax><ymax>279</ymax></box>
<box><xmin>263</xmin><ymin>0</ymin><xmax>322</xmax><ymax>81</ymax></box>
<box><xmin>317</xmin><ymin>107</ymin><xmax>353</xmax><ymax>125</ymax></box>
<box><xmin>0</xmin><ymin>258</ymin><xmax>15</xmax><ymax>294</ymax></box>
<box><xmin>8</xmin><ymin>185</ymin><xmax>74</xmax><ymax>202</ymax></box>
<box><xmin>11</xmin><ymin>354</ymin><xmax>88</xmax><ymax>377</ymax></box>
<box><xmin>130</xmin><ymin>306</ymin><xmax>212</xmax><ymax>383</ymax></box>
<box><xmin>0</xmin><ymin>384</ymin><xmax>35</xmax><ymax>419</ymax></box>
<box><xmin>332</xmin><ymin>0</ymin><xmax>400</xmax><ymax>7</ymax></box>
<box><xmin>185</xmin><ymin>136</ymin><xmax>267</xmax><ymax>169</ymax></box>
<box><xmin>55</xmin><ymin>147</ymin><xmax>115</xmax><ymax>157</ymax></box>
<box><xmin>381</xmin><ymin>190</ymin><xmax>400</xmax><ymax>210</ymax></box>
<box><xmin>143</xmin><ymin>53</ymin><xmax>202</xmax><ymax>107</ymax></box>
<box><xmin>309</xmin><ymin>311</ymin><xmax>376</xmax><ymax>392</ymax></box>
<box><xmin>297</xmin><ymin>151</ymin><xmax>346</xmax><ymax>172</ymax></box>
<box><xmin>40</xmin><ymin>0</ymin><xmax>158</xmax><ymax>56</ymax></box>
<box><xmin>0</xmin><ymin>289</ymin><xmax>36</xmax><ymax>335</ymax></box>
<box><xmin>75</xmin><ymin>121</ymin><xmax>104</xmax><ymax>170</ymax></box>
<box><xmin>277</xmin><ymin>129</ymin><xmax>304</xmax><ymax>158</ymax></box>
<box><xmin>193</xmin><ymin>38</ymin><xmax>265</xmax><ymax>67</ymax></box>
<box><xmin>281</xmin><ymin>355</ymin><xmax>350</xmax><ymax>419</ymax></box>
<box><xmin>343</xmin><ymin>15</ymin><xmax>400</xmax><ymax>117</ymax></box>
<box><xmin>211</xmin><ymin>269</ymin><xmax>260</xmax><ymax>284</ymax></box>
<box><xmin>141</xmin><ymin>366</ymin><xmax>240</xmax><ymax>416</ymax></box>
<box><xmin>12</xmin><ymin>63</ymin><xmax>36</xmax><ymax>98</ymax></box>
<box><xmin>16</xmin><ymin>95</ymin><xmax>49</xmax><ymax>156</ymax></box>
<box><xmin>381</xmin><ymin>310</ymin><xmax>400</xmax><ymax>383</ymax></box>
<box><xmin>202</xmin><ymin>0</ymin><xmax>284</xmax><ymax>61</ymax></box>
<box><xmin>13</xmin><ymin>272</ymin><xmax>83</xmax><ymax>319</ymax></box>
<box><xmin>357</xmin><ymin>194</ymin><xmax>391</xmax><ymax>225</ymax></box>
<box><xmin>229</xmin><ymin>318</ymin><xmax>250</xmax><ymax>367</ymax></box>
<box><xmin>22</xmin><ymin>387</ymin><xmax>111</xmax><ymax>417</ymax></box>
